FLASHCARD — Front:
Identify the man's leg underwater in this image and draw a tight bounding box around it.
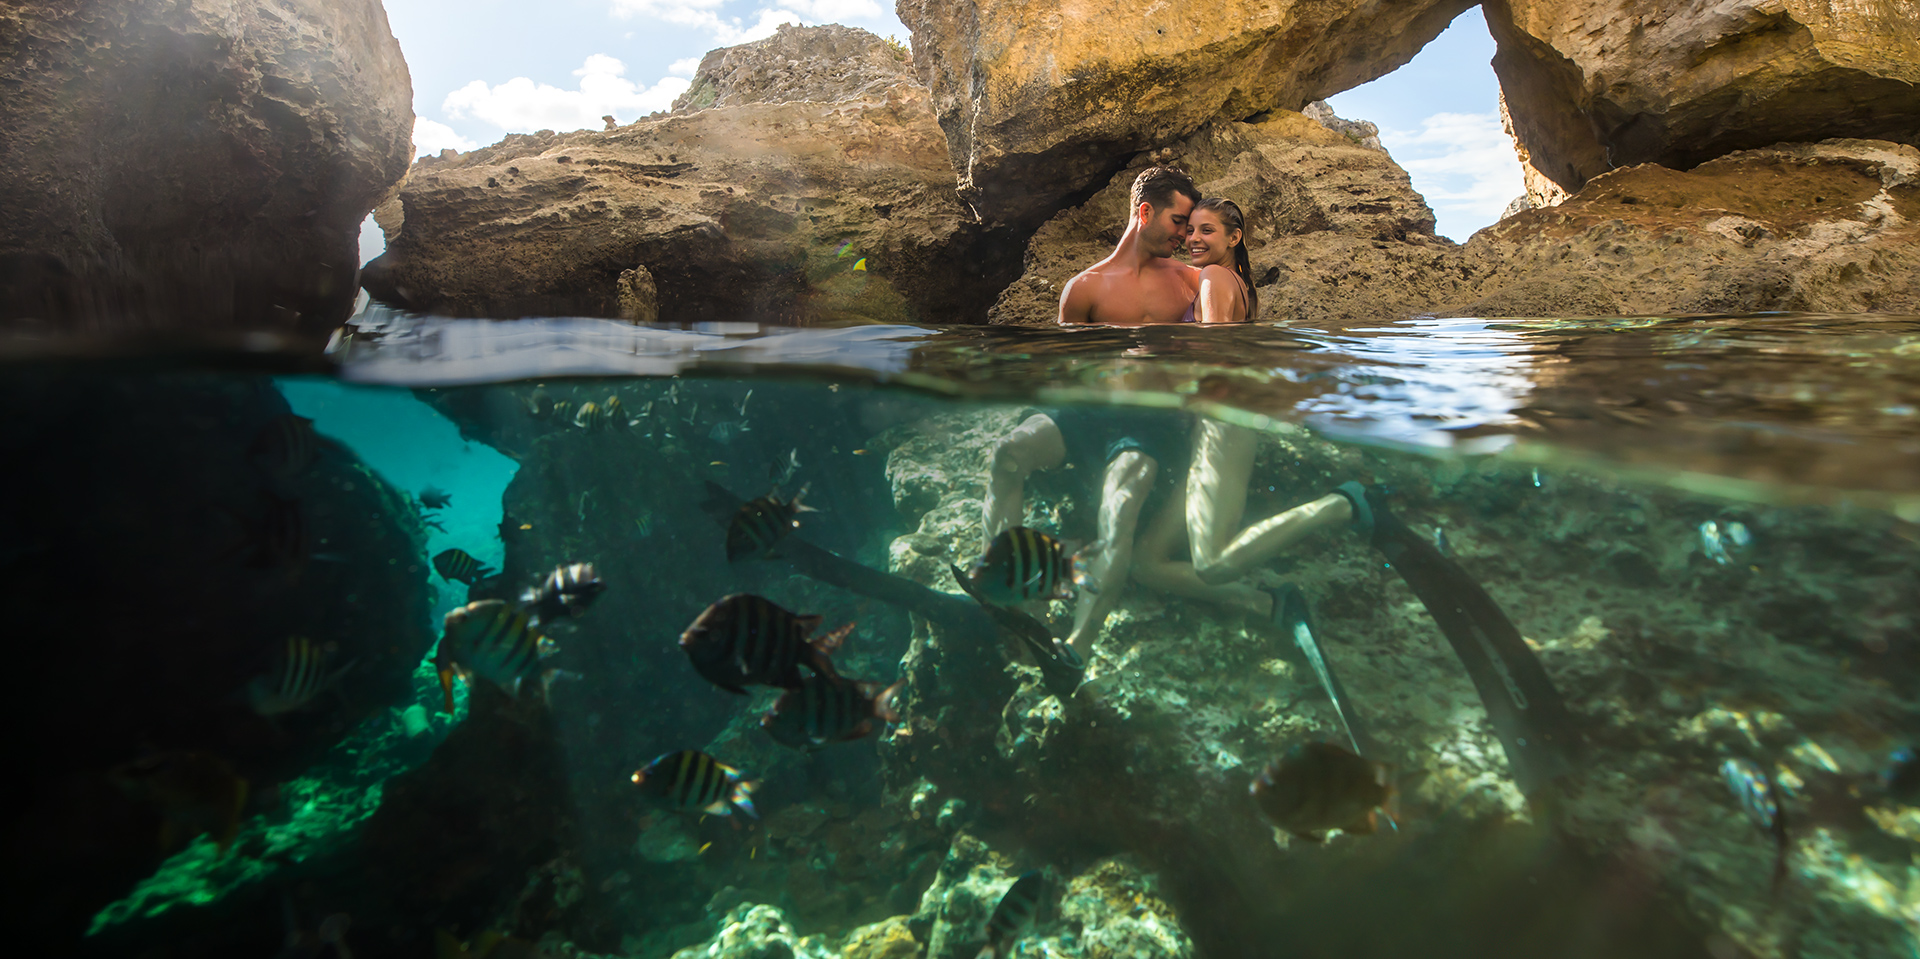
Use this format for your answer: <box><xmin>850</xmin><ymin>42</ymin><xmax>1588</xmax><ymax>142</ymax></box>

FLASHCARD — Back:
<box><xmin>983</xmin><ymin>413</ymin><xmax>1067</xmax><ymax>552</ymax></box>
<box><xmin>1067</xmin><ymin>450</ymin><xmax>1155</xmax><ymax>656</ymax></box>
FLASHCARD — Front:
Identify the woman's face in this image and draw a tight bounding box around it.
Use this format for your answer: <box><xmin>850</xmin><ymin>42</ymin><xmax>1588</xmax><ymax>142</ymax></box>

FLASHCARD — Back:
<box><xmin>1186</xmin><ymin>208</ymin><xmax>1240</xmax><ymax>267</ymax></box>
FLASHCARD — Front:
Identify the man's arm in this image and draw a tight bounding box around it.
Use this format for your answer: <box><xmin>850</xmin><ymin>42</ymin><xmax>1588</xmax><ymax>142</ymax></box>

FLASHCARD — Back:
<box><xmin>1058</xmin><ymin>272</ymin><xmax>1096</xmax><ymax>325</ymax></box>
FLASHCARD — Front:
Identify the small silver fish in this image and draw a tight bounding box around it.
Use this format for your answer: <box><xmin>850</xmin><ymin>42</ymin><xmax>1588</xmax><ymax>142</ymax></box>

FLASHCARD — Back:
<box><xmin>1432</xmin><ymin>526</ymin><xmax>1449</xmax><ymax>556</ymax></box>
<box><xmin>1699</xmin><ymin>520</ymin><xmax>1731</xmax><ymax>565</ymax></box>
<box><xmin>1725</xmin><ymin>521</ymin><xmax>1752</xmax><ymax>548</ymax></box>
<box><xmin>737</xmin><ymin>390</ymin><xmax>752</xmax><ymax>416</ymax></box>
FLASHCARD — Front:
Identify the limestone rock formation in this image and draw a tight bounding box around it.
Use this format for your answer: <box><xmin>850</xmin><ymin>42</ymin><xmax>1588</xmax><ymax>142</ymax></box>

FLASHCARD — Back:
<box><xmin>672</xmin><ymin>22</ymin><xmax>916</xmax><ymax>113</ymax></box>
<box><xmin>1450</xmin><ymin>139</ymin><xmax>1920</xmax><ymax>316</ymax></box>
<box><xmin>1485</xmin><ymin>0</ymin><xmax>1920</xmax><ymax>197</ymax></box>
<box><xmin>367</xmin><ymin>26</ymin><xmax>1020</xmax><ymax>325</ymax></box>
<box><xmin>987</xmin><ymin>110</ymin><xmax>1462</xmax><ymax>326</ymax></box>
<box><xmin>0</xmin><ymin>0</ymin><xmax>413</xmax><ymax>338</ymax></box>
<box><xmin>896</xmin><ymin>0</ymin><xmax>1474</xmax><ymax>228</ymax></box>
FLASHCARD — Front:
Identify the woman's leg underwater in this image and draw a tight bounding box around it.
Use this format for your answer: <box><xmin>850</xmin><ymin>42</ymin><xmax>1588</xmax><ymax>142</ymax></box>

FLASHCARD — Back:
<box><xmin>1187</xmin><ymin>419</ymin><xmax>1351</xmax><ymax>586</ymax></box>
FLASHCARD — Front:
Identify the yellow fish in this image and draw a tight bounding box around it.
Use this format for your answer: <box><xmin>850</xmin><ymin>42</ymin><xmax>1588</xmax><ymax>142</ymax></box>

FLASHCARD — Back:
<box><xmin>852</xmin><ymin>258</ymin><xmax>867</xmax><ymax>271</ymax></box>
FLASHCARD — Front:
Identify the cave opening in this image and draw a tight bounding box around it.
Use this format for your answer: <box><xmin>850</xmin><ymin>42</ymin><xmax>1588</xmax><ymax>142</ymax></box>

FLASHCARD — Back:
<box><xmin>1325</xmin><ymin>5</ymin><xmax>1523</xmax><ymax>243</ymax></box>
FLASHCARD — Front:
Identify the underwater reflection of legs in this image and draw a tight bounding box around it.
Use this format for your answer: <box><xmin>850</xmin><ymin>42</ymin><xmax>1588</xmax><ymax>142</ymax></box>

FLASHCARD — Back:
<box><xmin>983</xmin><ymin>412</ymin><xmax>1066</xmax><ymax>551</ymax></box>
<box><xmin>1066</xmin><ymin>450</ymin><xmax>1155</xmax><ymax>656</ymax></box>
<box><xmin>1186</xmin><ymin>419</ymin><xmax>1351</xmax><ymax>585</ymax></box>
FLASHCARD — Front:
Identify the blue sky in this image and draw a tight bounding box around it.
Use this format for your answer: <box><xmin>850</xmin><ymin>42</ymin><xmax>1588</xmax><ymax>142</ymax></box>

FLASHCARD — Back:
<box><xmin>376</xmin><ymin>1</ymin><xmax>1520</xmax><ymax>252</ymax></box>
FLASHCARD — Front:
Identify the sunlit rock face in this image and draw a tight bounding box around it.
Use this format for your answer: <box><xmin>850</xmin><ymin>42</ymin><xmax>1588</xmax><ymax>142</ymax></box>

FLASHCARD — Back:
<box><xmin>0</xmin><ymin>0</ymin><xmax>412</xmax><ymax>338</ymax></box>
<box><xmin>367</xmin><ymin>26</ymin><xmax>1022</xmax><ymax>325</ymax></box>
<box><xmin>987</xmin><ymin>110</ymin><xmax>1461</xmax><ymax>326</ymax></box>
<box><xmin>1452</xmin><ymin>139</ymin><xmax>1920</xmax><ymax>316</ymax></box>
<box><xmin>671</xmin><ymin>22</ymin><xmax>918</xmax><ymax>112</ymax></box>
<box><xmin>1485</xmin><ymin>0</ymin><xmax>1920</xmax><ymax>197</ymax></box>
<box><xmin>896</xmin><ymin>0</ymin><xmax>1475</xmax><ymax>229</ymax></box>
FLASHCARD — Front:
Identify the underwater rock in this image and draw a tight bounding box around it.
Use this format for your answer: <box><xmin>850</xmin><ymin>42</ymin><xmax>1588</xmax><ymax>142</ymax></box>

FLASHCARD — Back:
<box><xmin>1449</xmin><ymin>139</ymin><xmax>1920</xmax><ymax>315</ymax></box>
<box><xmin>671</xmin><ymin>23</ymin><xmax>917</xmax><ymax>113</ymax></box>
<box><xmin>877</xmin><ymin>403</ymin><xmax>1920</xmax><ymax>957</ymax></box>
<box><xmin>0</xmin><ymin>373</ymin><xmax>433</xmax><ymax>946</ymax></box>
<box><xmin>0</xmin><ymin>0</ymin><xmax>413</xmax><ymax>337</ymax></box>
<box><xmin>1485</xmin><ymin>0</ymin><xmax>1920</xmax><ymax>197</ymax></box>
<box><xmin>670</xmin><ymin>903</ymin><xmax>834</xmax><ymax>959</ymax></box>
<box><xmin>987</xmin><ymin>111</ymin><xmax>1459</xmax><ymax>326</ymax></box>
<box><xmin>365</xmin><ymin>26</ymin><xmax>1022</xmax><ymax>326</ymax></box>
<box><xmin>358</xmin><ymin>681</ymin><xmax>574</xmax><ymax>939</ymax></box>
<box><xmin>895</xmin><ymin>0</ymin><xmax>1474</xmax><ymax>228</ymax></box>
<box><xmin>907</xmin><ymin>832</ymin><xmax>1193</xmax><ymax>959</ymax></box>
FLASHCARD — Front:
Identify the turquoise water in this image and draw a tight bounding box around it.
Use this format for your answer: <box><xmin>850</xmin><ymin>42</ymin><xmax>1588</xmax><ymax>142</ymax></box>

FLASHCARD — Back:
<box><xmin>6</xmin><ymin>313</ymin><xmax>1919</xmax><ymax>959</ymax></box>
<box><xmin>277</xmin><ymin>378</ymin><xmax>518</xmax><ymax>623</ymax></box>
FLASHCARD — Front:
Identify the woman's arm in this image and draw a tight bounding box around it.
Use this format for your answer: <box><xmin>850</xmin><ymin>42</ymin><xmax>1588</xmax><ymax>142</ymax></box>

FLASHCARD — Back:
<box><xmin>1195</xmin><ymin>264</ymin><xmax>1247</xmax><ymax>323</ymax></box>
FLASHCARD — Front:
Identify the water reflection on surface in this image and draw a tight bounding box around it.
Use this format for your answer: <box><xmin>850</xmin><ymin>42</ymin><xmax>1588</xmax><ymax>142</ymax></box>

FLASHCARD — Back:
<box><xmin>327</xmin><ymin>311</ymin><xmax>1920</xmax><ymax>515</ymax></box>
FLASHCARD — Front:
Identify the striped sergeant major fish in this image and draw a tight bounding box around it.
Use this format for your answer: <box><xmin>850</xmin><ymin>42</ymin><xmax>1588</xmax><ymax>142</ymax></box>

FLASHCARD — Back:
<box><xmin>248</xmin><ymin>636</ymin><xmax>356</xmax><ymax>717</ymax></box>
<box><xmin>977</xmin><ymin>871</ymin><xmax>1047</xmax><ymax>959</ymax></box>
<box><xmin>250</xmin><ymin>414</ymin><xmax>318</xmax><ymax>482</ymax></box>
<box><xmin>573</xmin><ymin>395</ymin><xmax>623</xmax><ymax>430</ymax></box>
<box><xmin>1250</xmin><ymin>741</ymin><xmax>1396</xmax><ymax>842</ymax></box>
<box><xmin>680</xmin><ymin>593</ymin><xmax>849</xmax><ymax>694</ymax></box>
<box><xmin>952</xmin><ymin>563</ymin><xmax>1085</xmax><ymax>699</ymax></box>
<box><xmin>434</xmin><ymin>600</ymin><xmax>559</xmax><ymax>713</ymax></box>
<box><xmin>725</xmin><ymin>485</ymin><xmax>814</xmax><ymax>561</ymax></box>
<box><xmin>761</xmin><ymin>674</ymin><xmax>903</xmax><ymax>751</ymax></box>
<box><xmin>432</xmin><ymin>548</ymin><xmax>494</xmax><ymax>586</ymax></box>
<box><xmin>1721</xmin><ymin>757</ymin><xmax>1790</xmax><ymax>891</ymax></box>
<box><xmin>522</xmin><ymin>562</ymin><xmax>607</xmax><ymax>625</ymax></box>
<box><xmin>965</xmin><ymin>526</ymin><xmax>1087</xmax><ymax>606</ymax></box>
<box><xmin>630</xmin><ymin>750</ymin><xmax>758</xmax><ymax>818</ymax></box>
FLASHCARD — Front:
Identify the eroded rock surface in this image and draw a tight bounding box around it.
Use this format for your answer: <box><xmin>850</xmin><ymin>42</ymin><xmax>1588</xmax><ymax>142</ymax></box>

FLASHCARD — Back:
<box><xmin>0</xmin><ymin>0</ymin><xmax>413</xmax><ymax>337</ymax></box>
<box><xmin>1486</xmin><ymin>0</ymin><xmax>1920</xmax><ymax>196</ymax></box>
<box><xmin>987</xmin><ymin>110</ymin><xmax>1461</xmax><ymax>326</ymax></box>
<box><xmin>897</xmin><ymin>0</ymin><xmax>1475</xmax><ymax>228</ymax></box>
<box><xmin>367</xmin><ymin>26</ymin><xmax>1020</xmax><ymax>325</ymax></box>
<box><xmin>1453</xmin><ymin>139</ymin><xmax>1920</xmax><ymax>316</ymax></box>
<box><xmin>671</xmin><ymin>22</ymin><xmax>916</xmax><ymax>113</ymax></box>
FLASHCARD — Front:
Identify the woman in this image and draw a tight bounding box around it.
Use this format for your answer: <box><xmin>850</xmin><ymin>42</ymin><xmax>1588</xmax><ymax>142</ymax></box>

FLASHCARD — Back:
<box><xmin>1133</xmin><ymin>197</ymin><xmax>1360</xmax><ymax>619</ymax></box>
<box><xmin>1184</xmin><ymin>197</ymin><xmax>1257</xmax><ymax>325</ymax></box>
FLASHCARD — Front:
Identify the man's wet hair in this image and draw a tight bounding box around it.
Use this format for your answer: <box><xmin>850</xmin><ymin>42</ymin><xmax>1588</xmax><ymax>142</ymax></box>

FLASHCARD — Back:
<box><xmin>1129</xmin><ymin>166</ymin><xmax>1201</xmax><ymax>216</ymax></box>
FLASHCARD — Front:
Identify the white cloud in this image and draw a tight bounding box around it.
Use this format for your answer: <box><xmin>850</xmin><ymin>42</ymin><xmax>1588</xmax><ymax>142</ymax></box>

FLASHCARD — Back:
<box><xmin>412</xmin><ymin>117</ymin><xmax>477</xmax><ymax>157</ymax></box>
<box><xmin>668</xmin><ymin>57</ymin><xmax>702</xmax><ymax>77</ymax></box>
<box><xmin>609</xmin><ymin>1</ymin><xmax>833</xmax><ymax>45</ymax></box>
<box><xmin>442</xmin><ymin>55</ymin><xmax>692</xmax><ymax>134</ymax></box>
<box><xmin>1378</xmin><ymin>112</ymin><xmax>1524</xmax><ymax>240</ymax></box>
<box><xmin>783</xmin><ymin>0</ymin><xmax>883</xmax><ymax>17</ymax></box>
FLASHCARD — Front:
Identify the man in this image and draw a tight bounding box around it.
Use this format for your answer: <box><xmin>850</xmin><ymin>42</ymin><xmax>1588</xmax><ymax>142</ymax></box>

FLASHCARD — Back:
<box><xmin>983</xmin><ymin>167</ymin><xmax>1202</xmax><ymax>660</ymax></box>
<box><xmin>1058</xmin><ymin>166</ymin><xmax>1202</xmax><ymax>325</ymax></box>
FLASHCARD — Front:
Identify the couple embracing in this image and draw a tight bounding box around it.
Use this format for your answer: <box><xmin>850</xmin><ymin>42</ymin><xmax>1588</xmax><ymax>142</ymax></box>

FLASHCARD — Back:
<box><xmin>1058</xmin><ymin>166</ymin><xmax>1256</xmax><ymax>326</ymax></box>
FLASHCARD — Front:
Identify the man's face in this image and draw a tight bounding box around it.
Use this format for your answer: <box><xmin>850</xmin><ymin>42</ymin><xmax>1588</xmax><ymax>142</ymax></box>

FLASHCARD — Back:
<box><xmin>1137</xmin><ymin>194</ymin><xmax>1195</xmax><ymax>258</ymax></box>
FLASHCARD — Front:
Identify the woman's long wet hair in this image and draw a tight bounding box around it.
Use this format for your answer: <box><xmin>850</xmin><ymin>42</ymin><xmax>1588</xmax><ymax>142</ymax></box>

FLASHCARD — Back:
<box><xmin>1193</xmin><ymin>197</ymin><xmax>1256</xmax><ymax>321</ymax></box>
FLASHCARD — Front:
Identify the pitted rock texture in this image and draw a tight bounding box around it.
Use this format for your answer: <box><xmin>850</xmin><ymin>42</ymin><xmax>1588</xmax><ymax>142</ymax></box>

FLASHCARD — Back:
<box><xmin>987</xmin><ymin>111</ymin><xmax>1461</xmax><ymax>326</ymax></box>
<box><xmin>1486</xmin><ymin>0</ymin><xmax>1920</xmax><ymax>197</ymax></box>
<box><xmin>671</xmin><ymin>22</ymin><xmax>917</xmax><ymax>113</ymax></box>
<box><xmin>1452</xmin><ymin>139</ymin><xmax>1920</xmax><ymax>316</ymax></box>
<box><xmin>368</xmin><ymin>27</ymin><xmax>1021</xmax><ymax>325</ymax></box>
<box><xmin>897</xmin><ymin>0</ymin><xmax>1475</xmax><ymax>229</ymax></box>
<box><xmin>0</xmin><ymin>0</ymin><xmax>413</xmax><ymax>338</ymax></box>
